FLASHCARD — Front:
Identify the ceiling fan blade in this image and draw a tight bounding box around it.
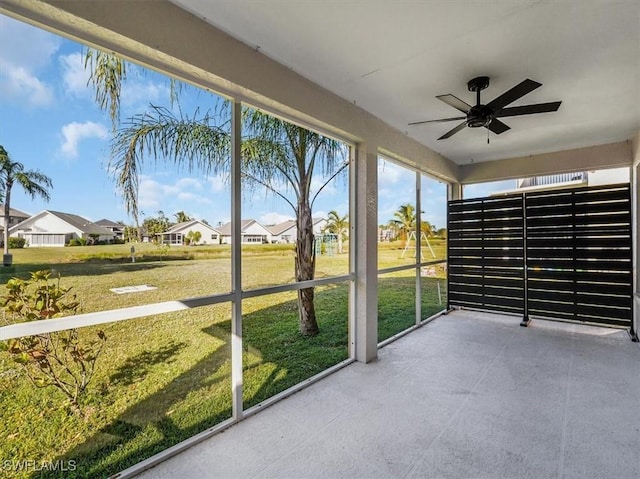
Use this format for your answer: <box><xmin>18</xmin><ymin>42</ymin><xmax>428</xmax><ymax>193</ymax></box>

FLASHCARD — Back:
<box><xmin>486</xmin><ymin>118</ymin><xmax>510</xmax><ymax>135</ymax></box>
<box><xmin>487</xmin><ymin>79</ymin><xmax>542</xmax><ymax>110</ymax></box>
<box><xmin>408</xmin><ymin>116</ymin><xmax>466</xmax><ymax>126</ymax></box>
<box><xmin>436</xmin><ymin>94</ymin><xmax>472</xmax><ymax>113</ymax></box>
<box><xmin>495</xmin><ymin>101</ymin><xmax>562</xmax><ymax>118</ymax></box>
<box><xmin>438</xmin><ymin>121</ymin><xmax>467</xmax><ymax>140</ymax></box>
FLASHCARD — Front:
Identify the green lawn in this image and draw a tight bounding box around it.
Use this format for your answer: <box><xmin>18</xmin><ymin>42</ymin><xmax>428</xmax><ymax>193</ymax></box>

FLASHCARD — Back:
<box><xmin>0</xmin><ymin>240</ymin><xmax>446</xmax><ymax>478</ymax></box>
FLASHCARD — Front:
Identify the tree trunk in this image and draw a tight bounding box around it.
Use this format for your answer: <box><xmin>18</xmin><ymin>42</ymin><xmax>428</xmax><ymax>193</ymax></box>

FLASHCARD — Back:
<box><xmin>134</xmin><ymin>212</ymin><xmax>142</xmax><ymax>242</ymax></box>
<box><xmin>296</xmin><ymin>199</ymin><xmax>319</xmax><ymax>336</ymax></box>
<box><xmin>3</xmin><ymin>183</ymin><xmax>12</xmax><ymax>255</ymax></box>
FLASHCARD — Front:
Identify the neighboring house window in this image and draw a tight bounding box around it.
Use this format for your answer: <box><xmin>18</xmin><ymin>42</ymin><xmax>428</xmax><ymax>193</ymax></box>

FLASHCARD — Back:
<box><xmin>245</xmin><ymin>235</ymin><xmax>265</xmax><ymax>243</ymax></box>
<box><xmin>211</xmin><ymin>234</ymin><xmax>217</xmax><ymax>240</ymax></box>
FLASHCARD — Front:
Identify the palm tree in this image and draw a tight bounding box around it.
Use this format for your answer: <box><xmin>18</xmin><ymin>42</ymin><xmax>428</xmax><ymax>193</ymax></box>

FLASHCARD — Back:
<box><xmin>174</xmin><ymin>211</ymin><xmax>192</xmax><ymax>223</ymax></box>
<box><xmin>186</xmin><ymin>230</ymin><xmax>201</xmax><ymax>245</ymax></box>
<box><xmin>0</xmin><ymin>146</ymin><xmax>53</xmax><ymax>262</ymax></box>
<box><xmin>86</xmin><ymin>51</ymin><xmax>347</xmax><ymax>336</ymax></box>
<box><xmin>391</xmin><ymin>203</ymin><xmax>416</xmax><ymax>247</ymax></box>
<box><xmin>421</xmin><ymin>220</ymin><xmax>434</xmax><ymax>238</ymax></box>
<box><xmin>323</xmin><ymin>210</ymin><xmax>348</xmax><ymax>254</ymax></box>
<box><xmin>142</xmin><ymin>210</ymin><xmax>171</xmax><ymax>243</ymax></box>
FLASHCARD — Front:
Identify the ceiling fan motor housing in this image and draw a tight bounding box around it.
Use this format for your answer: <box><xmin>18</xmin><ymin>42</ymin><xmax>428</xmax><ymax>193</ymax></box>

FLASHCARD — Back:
<box><xmin>467</xmin><ymin>105</ymin><xmax>494</xmax><ymax>128</ymax></box>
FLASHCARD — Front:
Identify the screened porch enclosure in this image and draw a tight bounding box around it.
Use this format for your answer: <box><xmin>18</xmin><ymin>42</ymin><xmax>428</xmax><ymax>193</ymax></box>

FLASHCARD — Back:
<box><xmin>0</xmin><ymin>1</ymin><xmax>638</xmax><ymax>478</ymax></box>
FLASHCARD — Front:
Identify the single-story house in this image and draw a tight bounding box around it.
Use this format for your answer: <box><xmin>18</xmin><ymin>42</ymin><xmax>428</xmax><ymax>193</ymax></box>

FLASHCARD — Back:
<box><xmin>217</xmin><ymin>219</ymin><xmax>273</xmax><ymax>244</ymax></box>
<box><xmin>95</xmin><ymin>218</ymin><xmax>125</xmax><ymax>240</ymax></box>
<box><xmin>0</xmin><ymin>205</ymin><xmax>30</xmax><ymax>230</ymax></box>
<box><xmin>0</xmin><ymin>206</ymin><xmax>31</xmax><ymax>245</ymax></box>
<box><xmin>269</xmin><ymin>217</ymin><xmax>327</xmax><ymax>243</ymax></box>
<box><xmin>9</xmin><ymin>210</ymin><xmax>114</xmax><ymax>247</ymax></box>
<box><xmin>161</xmin><ymin>220</ymin><xmax>221</xmax><ymax>245</ymax></box>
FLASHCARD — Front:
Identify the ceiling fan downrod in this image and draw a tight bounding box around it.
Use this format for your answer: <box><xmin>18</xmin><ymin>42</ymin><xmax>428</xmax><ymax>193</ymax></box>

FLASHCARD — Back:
<box><xmin>466</xmin><ymin>76</ymin><xmax>493</xmax><ymax>128</ymax></box>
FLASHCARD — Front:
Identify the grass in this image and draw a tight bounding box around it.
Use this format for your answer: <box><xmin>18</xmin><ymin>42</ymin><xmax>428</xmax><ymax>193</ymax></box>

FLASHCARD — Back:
<box><xmin>0</xmin><ymin>239</ymin><xmax>446</xmax><ymax>478</ymax></box>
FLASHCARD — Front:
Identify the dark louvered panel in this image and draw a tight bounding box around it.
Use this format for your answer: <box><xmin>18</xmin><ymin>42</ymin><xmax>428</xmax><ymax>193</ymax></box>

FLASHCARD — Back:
<box><xmin>448</xmin><ymin>194</ymin><xmax>525</xmax><ymax>315</ymax></box>
<box><xmin>525</xmin><ymin>183</ymin><xmax>632</xmax><ymax>328</ymax></box>
<box><xmin>448</xmin><ymin>183</ymin><xmax>632</xmax><ymax>330</ymax></box>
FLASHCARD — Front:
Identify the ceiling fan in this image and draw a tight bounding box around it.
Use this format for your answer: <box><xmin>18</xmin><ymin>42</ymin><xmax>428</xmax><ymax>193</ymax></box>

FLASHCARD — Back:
<box><xmin>409</xmin><ymin>76</ymin><xmax>562</xmax><ymax>140</ymax></box>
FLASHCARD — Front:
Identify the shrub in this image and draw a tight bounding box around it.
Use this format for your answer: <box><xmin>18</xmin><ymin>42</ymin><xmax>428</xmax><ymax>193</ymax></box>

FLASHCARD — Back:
<box><xmin>8</xmin><ymin>236</ymin><xmax>26</xmax><ymax>249</ymax></box>
<box><xmin>67</xmin><ymin>237</ymin><xmax>87</xmax><ymax>246</ymax></box>
<box><xmin>155</xmin><ymin>241</ymin><xmax>170</xmax><ymax>260</ymax></box>
<box><xmin>0</xmin><ymin>270</ymin><xmax>107</xmax><ymax>414</ymax></box>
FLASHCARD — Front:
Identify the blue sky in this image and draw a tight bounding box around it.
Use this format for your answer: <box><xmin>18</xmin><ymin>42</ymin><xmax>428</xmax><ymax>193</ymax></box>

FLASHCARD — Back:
<box><xmin>0</xmin><ymin>15</ymin><xmax>509</xmax><ymax>230</ymax></box>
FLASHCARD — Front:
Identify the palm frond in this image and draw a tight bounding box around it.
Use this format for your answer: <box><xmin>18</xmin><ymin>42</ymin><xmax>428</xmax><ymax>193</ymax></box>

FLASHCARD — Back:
<box><xmin>241</xmin><ymin>108</ymin><xmax>347</xmax><ymax>210</ymax></box>
<box><xmin>85</xmin><ymin>49</ymin><xmax>126</xmax><ymax>131</ymax></box>
<box><xmin>15</xmin><ymin>171</ymin><xmax>53</xmax><ymax>201</ymax></box>
<box><xmin>110</xmin><ymin>106</ymin><xmax>230</xmax><ymax>219</ymax></box>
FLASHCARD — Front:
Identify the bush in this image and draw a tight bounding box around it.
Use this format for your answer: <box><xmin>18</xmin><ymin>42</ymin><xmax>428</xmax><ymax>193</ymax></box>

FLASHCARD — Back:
<box><xmin>67</xmin><ymin>237</ymin><xmax>87</xmax><ymax>246</ymax></box>
<box><xmin>8</xmin><ymin>236</ymin><xmax>26</xmax><ymax>249</ymax></box>
<box><xmin>0</xmin><ymin>270</ymin><xmax>107</xmax><ymax>414</ymax></box>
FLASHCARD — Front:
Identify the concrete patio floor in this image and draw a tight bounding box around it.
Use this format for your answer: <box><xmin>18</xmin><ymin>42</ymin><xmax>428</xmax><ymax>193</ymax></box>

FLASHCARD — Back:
<box><xmin>136</xmin><ymin>310</ymin><xmax>640</xmax><ymax>479</ymax></box>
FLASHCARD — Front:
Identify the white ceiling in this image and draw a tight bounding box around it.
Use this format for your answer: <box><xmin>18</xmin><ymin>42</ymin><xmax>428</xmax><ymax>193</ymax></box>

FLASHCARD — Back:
<box><xmin>172</xmin><ymin>0</ymin><xmax>639</xmax><ymax>165</ymax></box>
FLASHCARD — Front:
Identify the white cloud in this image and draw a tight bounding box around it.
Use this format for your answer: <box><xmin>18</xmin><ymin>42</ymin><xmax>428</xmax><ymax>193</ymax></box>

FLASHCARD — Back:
<box><xmin>313</xmin><ymin>210</ymin><xmax>328</xmax><ymax>221</ymax></box>
<box><xmin>0</xmin><ymin>16</ymin><xmax>60</xmax><ymax>108</ymax></box>
<box><xmin>0</xmin><ymin>16</ymin><xmax>61</xmax><ymax>70</ymax></box>
<box><xmin>378</xmin><ymin>160</ymin><xmax>416</xmax><ymax>200</ymax></box>
<box><xmin>59</xmin><ymin>52</ymin><xmax>90</xmax><ymax>97</ymax></box>
<box><xmin>176</xmin><ymin>177</ymin><xmax>203</xmax><ymax>190</ymax></box>
<box><xmin>1</xmin><ymin>65</ymin><xmax>54</xmax><ymax>107</ymax></box>
<box><xmin>207</xmin><ymin>174</ymin><xmax>228</xmax><ymax>192</ymax></box>
<box><xmin>60</xmin><ymin>121</ymin><xmax>108</xmax><ymax>158</ymax></box>
<box><xmin>177</xmin><ymin>191</ymin><xmax>213</xmax><ymax>205</ymax></box>
<box><xmin>139</xmin><ymin>175</ymin><xmax>216</xmax><ymax>212</ymax></box>
<box><xmin>260</xmin><ymin>212</ymin><xmax>293</xmax><ymax>225</ymax></box>
<box><xmin>138</xmin><ymin>176</ymin><xmax>163</xmax><ymax>210</ymax></box>
<box><xmin>121</xmin><ymin>79</ymin><xmax>169</xmax><ymax>109</ymax></box>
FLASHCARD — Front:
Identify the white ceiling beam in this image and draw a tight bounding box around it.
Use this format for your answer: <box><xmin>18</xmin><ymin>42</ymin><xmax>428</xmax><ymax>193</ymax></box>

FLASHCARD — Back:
<box><xmin>459</xmin><ymin>141</ymin><xmax>633</xmax><ymax>184</ymax></box>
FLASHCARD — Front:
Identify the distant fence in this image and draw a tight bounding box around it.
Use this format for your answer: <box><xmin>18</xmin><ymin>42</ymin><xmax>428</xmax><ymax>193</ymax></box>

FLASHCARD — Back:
<box><xmin>518</xmin><ymin>172</ymin><xmax>587</xmax><ymax>188</ymax></box>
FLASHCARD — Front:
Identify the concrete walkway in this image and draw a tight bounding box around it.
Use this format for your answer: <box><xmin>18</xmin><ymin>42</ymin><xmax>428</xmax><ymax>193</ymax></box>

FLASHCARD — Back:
<box><xmin>136</xmin><ymin>310</ymin><xmax>640</xmax><ymax>479</ymax></box>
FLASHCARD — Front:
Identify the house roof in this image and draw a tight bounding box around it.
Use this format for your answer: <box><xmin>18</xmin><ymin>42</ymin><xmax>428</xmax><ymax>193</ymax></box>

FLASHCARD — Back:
<box><xmin>164</xmin><ymin>220</ymin><xmax>220</xmax><ymax>234</ymax></box>
<box><xmin>95</xmin><ymin>219</ymin><xmax>123</xmax><ymax>228</ymax></box>
<box><xmin>0</xmin><ymin>205</ymin><xmax>30</xmax><ymax>218</ymax></box>
<box><xmin>48</xmin><ymin>211</ymin><xmax>113</xmax><ymax>235</ymax></box>
<box><xmin>269</xmin><ymin>218</ymin><xmax>325</xmax><ymax>236</ymax></box>
<box><xmin>10</xmin><ymin>210</ymin><xmax>113</xmax><ymax>236</ymax></box>
<box><xmin>268</xmin><ymin>220</ymin><xmax>296</xmax><ymax>236</ymax></box>
<box><xmin>216</xmin><ymin>219</ymin><xmax>257</xmax><ymax>236</ymax></box>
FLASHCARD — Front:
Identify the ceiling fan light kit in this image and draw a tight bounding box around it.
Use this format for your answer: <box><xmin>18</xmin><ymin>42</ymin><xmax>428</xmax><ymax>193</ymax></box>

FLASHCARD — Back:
<box><xmin>409</xmin><ymin>76</ymin><xmax>562</xmax><ymax>140</ymax></box>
